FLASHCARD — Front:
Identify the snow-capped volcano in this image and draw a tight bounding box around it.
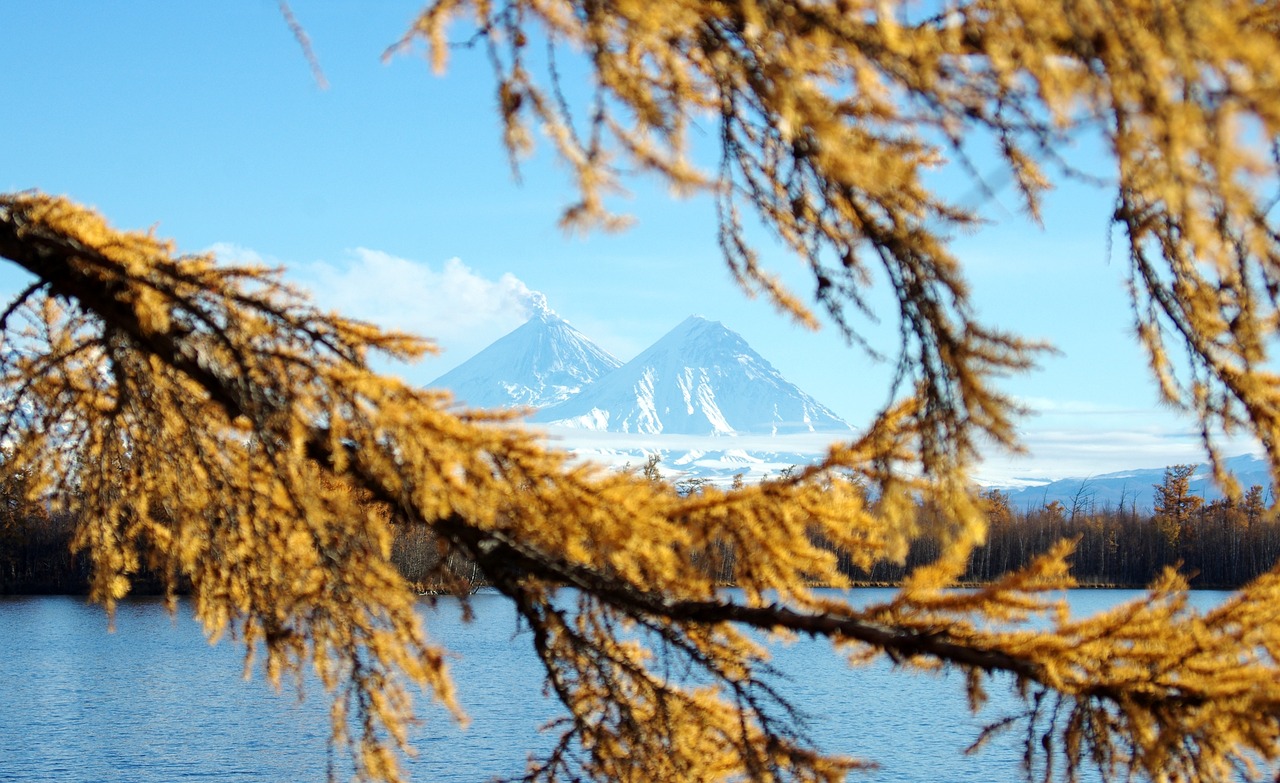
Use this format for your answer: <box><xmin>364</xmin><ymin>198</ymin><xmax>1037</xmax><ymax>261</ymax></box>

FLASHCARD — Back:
<box><xmin>534</xmin><ymin>315</ymin><xmax>851</xmax><ymax>435</ymax></box>
<box><xmin>429</xmin><ymin>298</ymin><xmax>622</xmax><ymax>409</ymax></box>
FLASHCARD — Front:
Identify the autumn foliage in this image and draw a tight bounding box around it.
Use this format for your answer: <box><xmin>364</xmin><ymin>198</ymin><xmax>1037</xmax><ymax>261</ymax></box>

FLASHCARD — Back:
<box><xmin>4</xmin><ymin>1</ymin><xmax>1280</xmax><ymax>782</ymax></box>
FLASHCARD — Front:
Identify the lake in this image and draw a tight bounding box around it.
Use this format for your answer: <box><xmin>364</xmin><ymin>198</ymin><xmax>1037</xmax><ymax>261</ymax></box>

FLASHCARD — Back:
<box><xmin>0</xmin><ymin>590</ymin><xmax>1237</xmax><ymax>782</ymax></box>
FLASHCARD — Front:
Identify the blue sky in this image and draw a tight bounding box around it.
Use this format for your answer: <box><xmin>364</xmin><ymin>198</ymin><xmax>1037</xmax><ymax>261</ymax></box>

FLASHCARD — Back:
<box><xmin>0</xmin><ymin>3</ymin><xmax>1257</xmax><ymax>482</ymax></box>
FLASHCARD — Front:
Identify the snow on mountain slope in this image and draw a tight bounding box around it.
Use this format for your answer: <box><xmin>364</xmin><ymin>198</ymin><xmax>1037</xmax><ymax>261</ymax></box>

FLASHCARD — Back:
<box><xmin>534</xmin><ymin>315</ymin><xmax>852</xmax><ymax>435</ymax></box>
<box><xmin>429</xmin><ymin>297</ymin><xmax>622</xmax><ymax>409</ymax></box>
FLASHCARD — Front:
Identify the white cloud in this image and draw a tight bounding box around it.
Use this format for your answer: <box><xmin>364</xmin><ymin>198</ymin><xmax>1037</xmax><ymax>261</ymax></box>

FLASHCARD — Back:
<box><xmin>205</xmin><ymin>244</ymin><xmax>540</xmax><ymax>379</ymax></box>
<box><xmin>302</xmin><ymin>249</ymin><xmax>536</xmax><ymax>347</ymax></box>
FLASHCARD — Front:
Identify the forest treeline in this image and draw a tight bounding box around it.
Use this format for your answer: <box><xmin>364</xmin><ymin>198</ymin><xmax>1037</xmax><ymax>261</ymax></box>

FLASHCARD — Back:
<box><xmin>673</xmin><ymin>461</ymin><xmax>1280</xmax><ymax>589</ymax></box>
<box><xmin>3</xmin><ymin>463</ymin><xmax>1277</xmax><ymax>595</ymax></box>
<box><xmin>853</xmin><ymin>468</ymin><xmax>1278</xmax><ymax>589</ymax></box>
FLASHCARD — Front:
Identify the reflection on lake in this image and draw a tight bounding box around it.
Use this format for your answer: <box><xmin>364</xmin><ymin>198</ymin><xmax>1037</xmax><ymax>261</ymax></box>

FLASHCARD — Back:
<box><xmin>0</xmin><ymin>590</ymin><xmax>1233</xmax><ymax>782</ymax></box>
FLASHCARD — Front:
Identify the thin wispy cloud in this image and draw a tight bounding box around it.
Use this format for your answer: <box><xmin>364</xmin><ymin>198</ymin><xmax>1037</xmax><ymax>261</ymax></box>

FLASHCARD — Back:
<box><xmin>1014</xmin><ymin>396</ymin><xmax>1150</xmax><ymax>416</ymax></box>
<box><xmin>979</xmin><ymin>425</ymin><xmax>1262</xmax><ymax>485</ymax></box>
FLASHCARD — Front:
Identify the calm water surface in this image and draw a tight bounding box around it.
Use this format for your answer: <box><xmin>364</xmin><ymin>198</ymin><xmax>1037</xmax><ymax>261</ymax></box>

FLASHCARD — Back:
<box><xmin>0</xmin><ymin>590</ymin><xmax>1233</xmax><ymax>782</ymax></box>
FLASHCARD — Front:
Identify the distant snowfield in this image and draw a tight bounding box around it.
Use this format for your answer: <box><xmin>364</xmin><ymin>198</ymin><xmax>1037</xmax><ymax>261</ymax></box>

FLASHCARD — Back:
<box><xmin>527</xmin><ymin>427</ymin><xmax>834</xmax><ymax>483</ymax></box>
<box><xmin>535</xmin><ymin>425</ymin><xmax>848</xmax><ymax>484</ymax></box>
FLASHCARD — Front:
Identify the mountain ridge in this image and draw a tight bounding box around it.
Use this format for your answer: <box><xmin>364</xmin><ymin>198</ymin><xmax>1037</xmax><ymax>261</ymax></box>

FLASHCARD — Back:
<box><xmin>428</xmin><ymin>299</ymin><xmax>622</xmax><ymax>409</ymax></box>
<box><xmin>995</xmin><ymin>453</ymin><xmax>1270</xmax><ymax>511</ymax></box>
<box><xmin>532</xmin><ymin>315</ymin><xmax>852</xmax><ymax>436</ymax></box>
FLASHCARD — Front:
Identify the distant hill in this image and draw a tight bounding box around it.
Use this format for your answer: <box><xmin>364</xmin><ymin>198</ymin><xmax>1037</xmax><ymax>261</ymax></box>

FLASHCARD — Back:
<box><xmin>999</xmin><ymin>453</ymin><xmax>1271</xmax><ymax>511</ymax></box>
